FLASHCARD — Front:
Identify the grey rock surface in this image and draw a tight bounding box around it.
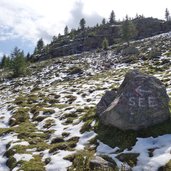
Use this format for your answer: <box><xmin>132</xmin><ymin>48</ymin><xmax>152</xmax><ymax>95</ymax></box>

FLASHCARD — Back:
<box><xmin>96</xmin><ymin>90</ymin><xmax>117</xmax><ymax>116</ymax></box>
<box><xmin>89</xmin><ymin>156</ymin><xmax>116</xmax><ymax>170</ymax></box>
<box><xmin>98</xmin><ymin>70</ymin><xmax>170</xmax><ymax>130</ymax></box>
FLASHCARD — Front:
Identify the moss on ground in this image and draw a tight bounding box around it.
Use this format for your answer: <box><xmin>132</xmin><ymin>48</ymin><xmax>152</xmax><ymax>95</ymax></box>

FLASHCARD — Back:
<box><xmin>0</xmin><ymin>128</ymin><xmax>12</xmax><ymax>136</ymax></box>
<box><xmin>66</xmin><ymin>150</ymin><xmax>119</xmax><ymax>171</ymax></box>
<box><xmin>159</xmin><ymin>160</ymin><xmax>171</xmax><ymax>171</ymax></box>
<box><xmin>4</xmin><ymin>102</ymin><xmax>51</xmax><ymax>170</ymax></box>
<box><xmin>67</xmin><ymin>150</ymin><xmax>94</xmax><ymax>171</ymax></box>
<box><xmin>49</xmin><ymin>139</ymin><xmax>78</xmax><ymax>153</ymax></box>
<box><xmin>49</xmin><ymin>103</ymin><xmax>69</xmax><ymax>109</ymax></box>
<box><xmin>43</xmin><ymin>119</ymin><xmax>56</xmax><ymax>129</ymax></box>
<box><xmin>20</xmin><ymin>155</ymin><xmax>46</xmax><ymax>171</ymax></box>
<box><xmin>9</xmin><ymin>108</ymin><xmax>30</xmax><ymax>126</ymax></box>
<box><xmin>6</xmin><ymin>156</ymin><xmax>17</xmax><ymax>170</ymax></box>
<box><xmin>80</xmin><ymin>106</ymin><xmax>97</xmax><ymax>133</ymax></box>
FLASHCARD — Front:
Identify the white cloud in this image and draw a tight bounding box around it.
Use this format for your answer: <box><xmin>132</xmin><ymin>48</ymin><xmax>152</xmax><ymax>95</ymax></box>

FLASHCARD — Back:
<box><xmin>0</xmin><ymin>0</ymin><xmax>41</xmax><ymax>43</ymax></box>
<box><xmin>67</xmin><ymin>1</ymin><xmax>102</xmax><ymax>29</ymax></box>
<box><xmin>0</xmin><ymin>0</ymin><xmax>75</xmax><ymax>44</ymax></box>
<box><xmin>0</xmin><ymin>0</ymin><xmax>171</xmax><ymax>48</ymax></box>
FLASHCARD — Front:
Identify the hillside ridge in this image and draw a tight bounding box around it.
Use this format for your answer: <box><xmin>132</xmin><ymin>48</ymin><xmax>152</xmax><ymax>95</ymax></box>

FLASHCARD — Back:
<box><xmin>0</xmin><ymin>30</ymin><xmax>171</xmax><ymax>171</ymax></box>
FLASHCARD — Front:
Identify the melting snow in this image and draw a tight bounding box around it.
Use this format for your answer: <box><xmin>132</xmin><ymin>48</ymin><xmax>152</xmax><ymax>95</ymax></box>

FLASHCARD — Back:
<box><xmin>14</xmin><ymin>154</ymin><xmax>33</xmax><ymax>162</ymax></box>
<box><xmin>0</xmin><ymin>133</ymin><xmax>18</xmax><ymax>171</ymax></box>
<box><xmin>76</xmin><ymin>131</ymin><xmax>97</xmax><ymax>150</ymax></box>
<box><xmin>96</xmin><ymin>135</ymin><xmax>171</xmax><ymax>171</ymax></box>
<box><xmin>131</xmin><ymin>135</ymin><xmax>171</xmax><ymax>171</ymax></box>
<box><xmin>9</xmin><ymin>141</ymin><xmax>30</xmax><ymax>149</ymax></box>
<box><xmin>44</xmin><ymin>150</ymin><xmax>75</xmax><ymax>171</ymax></box>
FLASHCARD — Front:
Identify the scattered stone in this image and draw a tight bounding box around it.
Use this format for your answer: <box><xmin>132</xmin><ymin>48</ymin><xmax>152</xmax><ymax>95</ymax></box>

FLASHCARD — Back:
<box><xmin>45</xmin><ymin>157</ymin><xmax>51</xmax><ymax>165</ymax></box>
<box><xmin>98</xmin><ymin>70</ymin><xmax>170</xmax><ymax>130</ymax></box>
<box><xmin>121</xmin><ymin>46</ymin><xmax>139</xmax><ymax>56</ymax></box>
<box><xmin>116</xmin><ymin>153</ymin><xmax>139</xmax><ymax>167</ymax></box>
<box><xmin>62</xmin><ymin>132</ymin><xmax>70</xmax><ymax>137</ymax></box>
<box><xmin>68</xmin><ymin>66</ymin><xmax>83</xmax><ymax>75</ymax></box>
<box><xmin>89</xmin><ymin>156</ymin><xmax>116</xmax><ymax>170</ymax></box>
<box><xmin>51</xmin><ymin>137</ymin><xmax>65</xmax><ymax>144</ymax></box>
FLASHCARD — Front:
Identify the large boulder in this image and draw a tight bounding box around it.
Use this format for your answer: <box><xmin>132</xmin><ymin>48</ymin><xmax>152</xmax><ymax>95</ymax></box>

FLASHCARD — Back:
<box><xmin>98</xmin><ymin>70</ymin><xmax>170</xmax><ymax>130</ymax></box>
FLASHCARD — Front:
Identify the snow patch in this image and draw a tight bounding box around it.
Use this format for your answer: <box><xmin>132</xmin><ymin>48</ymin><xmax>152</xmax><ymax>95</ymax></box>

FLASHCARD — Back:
<box><xmin>14</xmin><ymin>154</ymin><xmax>33</xmax><ymax>162</ymax></box>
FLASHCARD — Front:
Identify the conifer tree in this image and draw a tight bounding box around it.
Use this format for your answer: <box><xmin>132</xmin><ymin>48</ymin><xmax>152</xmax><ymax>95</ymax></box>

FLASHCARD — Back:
<box><xmin>52</xmin><ymin>36</ymin><xmax>58</xmax><ymax>42</ymax></box>
<box><xmin>102</xmin><ymin>38</ymin><xmax>109</xmax><ymax>50</ymax></box>
<box><xmin>26</xmin><ymin>53</ymin><xmax>31</xmax><ymax>61</ymax></box>
<box><xmin>165</xmin><ymin>8</ymin><xmax>170</xmax><ymax>21</ymax></box>
<box><xmin>102</xmin><ymin>18</ymin><xmax>106</xmax><ymax>25</ymax></box>
<box><xmin>64</xmin><ymin>26</ymin><xmax>69</xmax><ymax>35</ymax></box>
<box><xmin>34</xmin><ymin>38</ymin><xmax>44</xmax><ymax>55</ymax></box>
<box><xmin>1</xmin><ymin>55</ymin><xmax>10</xmax><ymax>68</ymax></box>
<box><xmin>79</xmin><ymin>18</ymin><xmax>86</xmax><ymax>30</ymax></box>
<box><xmin>121</xmin><ymin>15</ymin><xmax>137</xmax><ymax>46</ymax></box>
<box><xmin>37</xmin><ymin>38</ymin><xmax>44</xmax><ymax>52</ymax></box>
<box><xmin>10</xmin><ymin>47</ymin><xmax>27</xmax><ymax>77</ymax></box>
<box><xmin>109</xmin><ymin>10</ymin><xmax>115</xmax><ymax>24</ymax></box>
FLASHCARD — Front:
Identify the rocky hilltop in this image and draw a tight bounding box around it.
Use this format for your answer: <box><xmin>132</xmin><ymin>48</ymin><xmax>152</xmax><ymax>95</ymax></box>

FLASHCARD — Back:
<box><xmin>0</xmin><ymin>32</ymin><xmax>171</xmax><ymax>171</ymax></box>
<box><xmin>31</xmin><ymin>17</ymin><xmax>171</xmax><ymax>61</ymax></box>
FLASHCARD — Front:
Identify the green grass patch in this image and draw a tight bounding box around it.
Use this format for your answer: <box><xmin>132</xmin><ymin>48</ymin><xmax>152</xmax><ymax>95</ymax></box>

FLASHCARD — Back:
<box><xmin>20</xmin><ymin>155</ymin><xmax>45</xmax><ymax>171</ymax></box>
<box><xmin>9</xmin><ymin>108</ymin><xmax>29</xmax><ymax>126</ymax></box>
<box><xmin>43</xmin><ymin>119</ymin><xmax>56</xmax><ymax>129</ymax></box>
<box><xmin>79</xmin><ymin>106</ymin><xmax>97</xmax><ymax>133</ymax></box>
<box><xmin>159</xmin><ymin>159</ymin><xmax>171</xmax><ymax>171</ymax></box>
<box><xmin>0</xmin><ymin>128</ymin><xmax>12</xmax><ymax>136</ymax></box>
<box><xmin>49</xmin><ymin>139</ymin><xmax>78</xmax><ymax>153</ymax></box>
<box><xmin>67</xmin><ymin>150</ymin><xmax>94</xmax><ymax>171</ymax></box>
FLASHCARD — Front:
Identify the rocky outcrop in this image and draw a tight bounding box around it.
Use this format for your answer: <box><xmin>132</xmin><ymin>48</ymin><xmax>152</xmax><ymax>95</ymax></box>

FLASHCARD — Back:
<box><xmin>97</xmin><ymin>70</ymin><xmax>170</xmax><ymax>130</ymax></box>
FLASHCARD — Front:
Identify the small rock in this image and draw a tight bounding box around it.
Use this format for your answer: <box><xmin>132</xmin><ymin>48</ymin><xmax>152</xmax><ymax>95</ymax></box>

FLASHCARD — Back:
<box><xmin>89</xmin><ymin>156</ymin><xmax>116</xmax><ymax>170</ymax></box>
<box><xmin>45</xmin><ymin>158</ymin><xmax>51</xmax><ymax>165</ymax></box>
<box><xmin>121</xmin><ymin>46</ymin><xmax>139</xmax><ymax>56</ymax></box>
<box><xmin>51</xmin><ymin>137</ymin><xmax>65</xmax><ymax>144</ymax></box>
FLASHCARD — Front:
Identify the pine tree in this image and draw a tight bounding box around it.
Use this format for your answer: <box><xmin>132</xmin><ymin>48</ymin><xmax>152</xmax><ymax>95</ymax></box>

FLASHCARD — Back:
<box><xmin>37</xmin><ymin>38</ymin><xmax>44</xmax><ymax>52</ymax></box>
<box><xmin>64</xmin><ymin>26</ymin><xmax>69</xmax><ymax>35</ymax></box>
<box><xmin>165</xmin><ymin>8</ymin><xmax>170</xmax><ymax>21</ymax></box>
<box><xmin>33</xmin><ymin>38</ymin><xmax>44</xmax><ymax>55</ymax></box>
<box><xmin>1</xmin><ymin>55</ymin><xmax>10</xmax><ymax>68</ymax></box>
<box><xmin>52</xmin><ymin>36</ymin><xmax>58</xmax><ymax>42</ymax></box>
<box><xmin>102</xmin><ymin>38</ymin><xmax>109</xmax><ymax>50</ymax></box>
<box><xmin>102</xmin><ymin>18</ymin><xmax>106</xmax><ymax>25</ymax></box>
<box><xmin>70</xmin><ymin>29</ymin><xmax>76</xmax><ymax>39</ymax></box>
<box><xmin>58</xmin><ymin>33</ymin><xmax>61</xmax><ymax>38</ymax></box>
<box><xmin>121</xmin><ymin>15</ymin><xmax>137</xmax><ymax>46</ymax></box>
<box><xmin>10</xmin><ymin>47</ymin><xmax>27</xmax><ymax>77</ymax></box>
<box><xmin>109</xmin><ymin>10</ymin><xmax>115</xmax><ymax>24</ymax></box>
<box><xmin>26</xmin><ymin>53</ymin><xmax>31</xmax><ymax>61</ymax></box>
<box><xmin>79</xmin><ymin>18</ymin><xmax>86</xmax><ymax>30</ymax></box>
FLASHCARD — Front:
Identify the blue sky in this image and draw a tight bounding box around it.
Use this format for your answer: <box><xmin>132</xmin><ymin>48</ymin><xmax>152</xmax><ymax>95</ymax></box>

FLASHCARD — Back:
<box><xmin>0</xmin><ymin>0</ymin><xmax>171</xmax><ymax>59</ymax></box>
